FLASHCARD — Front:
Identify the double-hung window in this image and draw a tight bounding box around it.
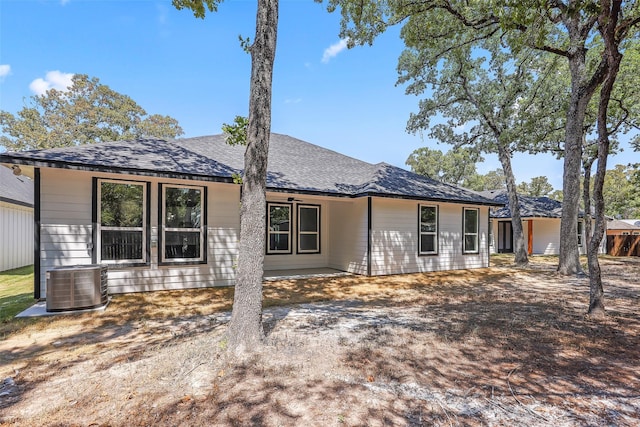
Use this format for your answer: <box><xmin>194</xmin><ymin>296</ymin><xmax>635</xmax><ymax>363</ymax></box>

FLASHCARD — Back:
<box><xmin>98</xmin><ymin>179</ymin><xmax>147</xmax><ymax>264</ymax></box>
<box><xmin>161</xmin><ymin>184</ymin><xmax>205</xmax><ymax>262</ymax></box>
<box><xmin>419</xmin><ymin>205</ymin><xmax>438</xmax><ymax>255</ymax></box>
<box><xmin>463</xmin><ymin>208</ymin><xmax>480</xmax><ymax>254</ymax></box>
<box><xmin>298</xmin><ymin>204</ymin><xmax>320</xmax><ymax>253</ymax></box>
<box><xmin>267</xmin><ymin>203</ymin><xmax>292</xmax><ymax>254</ymax></box>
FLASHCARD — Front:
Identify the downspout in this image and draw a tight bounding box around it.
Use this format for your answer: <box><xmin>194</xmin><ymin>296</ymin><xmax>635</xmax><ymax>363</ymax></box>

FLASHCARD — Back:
<box><xmin>367</xmin><ymin>196</ymin><xmax>372</xmax><ymax>276</ymax></box>
<box><xmin>34</xmin><ymin>168</ymin><xmax>41</xmax><ymax>300</ymax></box>
<box><xmin>91</xmin><ymin>178</ymin><xmax>98</xmax><ymax>264</ymax></box>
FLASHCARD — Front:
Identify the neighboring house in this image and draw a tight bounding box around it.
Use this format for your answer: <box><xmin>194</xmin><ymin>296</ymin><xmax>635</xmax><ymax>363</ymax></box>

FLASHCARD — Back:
<box><xmin>481</xmin><ymin>190</ymin><xmax>598</xmax><ymax>256</ymax></box>
<box><xmin>606</xmin><ymin>220</ymin><xmax>640</xmax><ymax>256</ymax></box>
<box><xmin>0</xmin><ymin>134</ymin><xmax>499</xmax><ymax>298</ymax></box>
<box><xmin>607</xmin><ymin>219</ymin><xmax>640</xmax><ymax>235</ymax></box>
<box><xmin>0</xmin><ymin>164</ymin><xmax>34</xmax><ymax>272</ymax></box>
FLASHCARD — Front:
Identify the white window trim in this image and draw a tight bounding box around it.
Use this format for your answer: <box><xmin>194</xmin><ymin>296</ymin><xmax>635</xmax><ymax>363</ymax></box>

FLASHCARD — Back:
<box><xmin>297</xmin><ymin>204</ymin><xmax>320</xmax><ymax>254</ymax></box>
<box><xmin>419</xmin><ymin>204</ymin><xmax>439</xmax><ymax>255</ymax></box>
<box><xmin>267</xmin><ymin>202</ymin><xmax>292</xmax><ymax>254</ymax></box>
<box><xmin>463</xmin><ymin>207</ymin><xmax>480</xmax><ymax>254</ymax></box>
<box><xmin>161</xmin><ymin>184</ymin><xmax>205</xmax><ymax>263</ymax></box>
<box><xmin>97</xmin><ymin>179</ymin><xmax>147</xmax><ymax>264</ymax></box>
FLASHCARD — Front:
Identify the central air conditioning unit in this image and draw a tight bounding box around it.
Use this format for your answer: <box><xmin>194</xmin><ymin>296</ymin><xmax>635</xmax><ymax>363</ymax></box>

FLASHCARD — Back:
<box><xmin>46</xmin><ymin>265</ymin><xmax>109</xmax><ymax>312</ymax></box>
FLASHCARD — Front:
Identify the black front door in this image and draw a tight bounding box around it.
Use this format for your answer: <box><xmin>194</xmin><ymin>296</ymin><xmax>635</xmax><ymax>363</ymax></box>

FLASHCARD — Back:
<box><xmin>498</xmin><ymin>221</ymin><xmax>513</xmax><ymax>253</ymax></box>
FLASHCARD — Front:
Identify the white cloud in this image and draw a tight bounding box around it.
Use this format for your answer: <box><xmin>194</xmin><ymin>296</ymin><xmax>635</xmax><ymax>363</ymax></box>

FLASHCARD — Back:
<box><xmin>0</xmin><ymin>64</ymin><xmax>10</xmax><ymax>80</ymax></box>
<box><xmin>29</xmin><ymin>70</ymin><xmax>74</xmax><ymax>95</ymax></box>
<box><xmin>157</xmin><ymin>4</ymin><xmax>168</xmax><ymax>25</ymax></box>
<box><xmin>321</xmin><ymin>39</ymin><xmax>348</xmax><ymax>64</ymax></box>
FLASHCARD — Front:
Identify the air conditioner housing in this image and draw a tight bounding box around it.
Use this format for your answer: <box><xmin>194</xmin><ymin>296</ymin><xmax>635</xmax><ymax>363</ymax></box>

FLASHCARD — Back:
<box><xmin>46</xmin><ymin>265</ymin><xmax>108</xmax><ymax>312</ymax></box>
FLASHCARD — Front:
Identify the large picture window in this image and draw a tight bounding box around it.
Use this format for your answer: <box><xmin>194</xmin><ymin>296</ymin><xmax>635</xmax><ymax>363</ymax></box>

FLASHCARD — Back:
<box><xmin>98</xmin><ymin>180</ymin><xmax>147</xmax><ymax>263</ymax></box>
<box><xmin>419</xmin><ymin>205</ymin><xmax>438</xmax><ymax>255</ymax></box>
<box><xmin>298</xmin><ymin>205</ymin><xmax>320</xmax><ymax>253</ymax></box>
<box><xmin>267</xmin><ymin>203</ymin><xmax>292</xmax><ymax>254</ymax></box>
<box><xmin>463</xmin><ymin>208</ymin><xmax>480</xmax><ymax>254</ymax></box>
<box><xmin>161</xmin><ymin>184</ymin><xmax>205</xmax><ymax>262</ymax></box>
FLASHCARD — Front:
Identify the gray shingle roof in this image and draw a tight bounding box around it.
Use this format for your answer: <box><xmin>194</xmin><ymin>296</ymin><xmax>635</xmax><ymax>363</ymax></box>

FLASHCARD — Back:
<box><xmin>0</xmin><ymin>134</ymin><xmax>499</xmax><ymax>206</ymax></box>
<box><xmin>479</xmin><ymin>190</ymin><xmax>563</xmax><ymax>218</ymax></box>
<box><xmin>607</xmin><ymin>219</ymin><xmax>640</xmax><ymax>230</ymax></box>
<box><xmin>0</xmin><ymin>164</ymin><xmax>34</xmax><ymax>207</ymax></box>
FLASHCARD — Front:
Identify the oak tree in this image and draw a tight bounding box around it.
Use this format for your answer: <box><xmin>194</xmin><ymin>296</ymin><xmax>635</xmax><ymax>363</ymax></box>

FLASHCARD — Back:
<box><xmin>326</xmin><ymin>0</ymin><xmax>640</xmax><ymax>277</ymax></box>
<box><xmin>0</xmin><ymin>74</ymin><xmax>183</xmax><ymax>151</ymax></box>
<box><xmin>174</xmin><ymin>0</ymin><xmax>279</xmax><ymax>352</ymax></box>
<box><xmin>517</xmin><ymin>177</ymin><xmax>555</xmax><ymax>198</ymax></box>
<box><xmin>405</xmin><ymin>147</ymin><xmax>484</xmax><ymax>187</ymax></box>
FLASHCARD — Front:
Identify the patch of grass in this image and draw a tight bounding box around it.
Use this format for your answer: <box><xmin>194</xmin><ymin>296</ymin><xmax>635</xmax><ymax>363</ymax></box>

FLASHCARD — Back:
<box><xmin>0</xmin><ymin>265</ymin><xmax>37</xmax><ymax>337</ymax></box>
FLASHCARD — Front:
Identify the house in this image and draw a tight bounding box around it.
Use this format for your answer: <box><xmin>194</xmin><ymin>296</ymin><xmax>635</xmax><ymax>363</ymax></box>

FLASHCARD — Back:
<box><xmin>481</xmin><ymin>190</ymin><xmax>598</xmax><ymax>255</ymax></box>
<box><xmin>0</xmin><ymin>164</ymin><xmax>34</xmax><ymax>272</ymax></box>
<box><xmin>606</xmin><ymin>219</ymin><xmax>640</xmax><ymax>256</ymax></box>
<box><xmin>0</xmin><ymin>134</ymin><xmax>499</xmax><ymax>298</ymax></box>
<box><xmin>606</xmin><ymin>219</ymin><xmax>640</xmax><ymax>235</ymax></box>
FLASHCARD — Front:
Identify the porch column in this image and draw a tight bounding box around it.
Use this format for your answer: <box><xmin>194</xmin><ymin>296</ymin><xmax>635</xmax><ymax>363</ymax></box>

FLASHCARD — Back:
<box><xmin>527</xmin><ymin>220</ymin><xmax>533</xmax><ymax>255</ymax></box>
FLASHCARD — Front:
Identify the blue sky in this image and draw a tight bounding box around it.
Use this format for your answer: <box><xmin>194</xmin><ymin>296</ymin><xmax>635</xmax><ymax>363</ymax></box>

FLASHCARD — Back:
<box><xmin>1</xmin><ymin>0</ymin><xmax>638</xmax><ymax>190</ymax></box>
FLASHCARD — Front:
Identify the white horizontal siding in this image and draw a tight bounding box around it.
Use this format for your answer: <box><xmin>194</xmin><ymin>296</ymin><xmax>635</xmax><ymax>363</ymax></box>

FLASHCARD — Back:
<box><xmin>264</xmin><ymin>195</ymin><xmax>330</xmax><ymax>271</ymax></box>
<box><xmin>532</xmin><ymin>218</ymin><xmax>561</xmax><ymax>255</ymax></box>
<box><xmin>38</xmin><ymin>168</ymin><xmax>241</xmax><ymax>295</ymax></box>
<box><xmin>0</xmin><ymin>202</ymin><xmax>34</xmax><ymax>272</ymax></box>
<box><xmin>490</xmin><ymin>218</ymin><xmax>602</xmax><ymax>256</ymax></box>
<box><xmin>370</xmin><ymin>198</ymin><xmax>489</xmax><ymax>275</ymax></box>
<box><xmin>327</xmin><ymin>198</ymin><xmax>368</xmax><ymax>275</ymax></box>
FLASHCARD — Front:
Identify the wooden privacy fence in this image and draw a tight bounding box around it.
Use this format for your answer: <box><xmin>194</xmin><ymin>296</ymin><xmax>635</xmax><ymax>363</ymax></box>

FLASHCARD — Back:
<box><xmin>607</xmin><ymin>235</ymin><xmax>640</xmax><ymax>256</ymax></box>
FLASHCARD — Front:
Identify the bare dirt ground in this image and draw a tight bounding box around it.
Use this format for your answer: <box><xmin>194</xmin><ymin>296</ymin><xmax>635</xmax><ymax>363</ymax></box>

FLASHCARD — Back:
<box><xmin>1</xmin><ymin>256</ymin><xmax>639</xmax><ymax>426</ymax></box>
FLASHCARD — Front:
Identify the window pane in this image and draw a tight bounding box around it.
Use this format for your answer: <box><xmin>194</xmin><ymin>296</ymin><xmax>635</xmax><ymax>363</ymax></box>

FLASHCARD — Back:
<box><xmin>270</xmin><ymin>206</ymin><xmax>290</xmax><ymax>231</ymax></box>
<box><xmin>465</xmin><ymin>235</ymin><xmax>478</xmax><ymax>252</ymax></box>
<box><xmin>101</xmin><ymin>182</ymin><xmax>143</xmax><ymax>227</ymax></box>
<box><xmin>421</xmin><ymin>206</ymin><xmax>437</xmax><ymax>232</ymax></box>
<box><xmin>165</xmin><ymin>231</ymin><xmax>201</xmax><ymax>259</ymax></box>
<box><xmin>269</xmin><ymin>233</ymin><xmax>289</xmax><ymax>251</ymax></box>
<box><xmin>165</xmin><ymin>187</ymin><xmax>201</xmax><ymax>228</ymax></box>
<box><xmin>299</xmin><ymin>207</ymin><xmax>318</xmax><ymax>232</ymax></box>
<box><xmin>101</xmin><ymin>230</ymin><xmax>143</xmax><ymax>260</ymax></box>
<box><xmin>421</xmin><ymin>206</ymin><xmax>436</xmax><ymax>223</ymax></box>
<box><xmin>421</xmin><ymin>234</ymin><xmax>436</xmax><ymax>253</ymax></box>
<box><xmin>464</xmin><ymin>209</ymin><xmax>478</xmax><ymax>233</ymax></box>
<box><xmin>299</xmin><ymin>234</ymin><xmax>318</xmax><ymax>252</ymax></box>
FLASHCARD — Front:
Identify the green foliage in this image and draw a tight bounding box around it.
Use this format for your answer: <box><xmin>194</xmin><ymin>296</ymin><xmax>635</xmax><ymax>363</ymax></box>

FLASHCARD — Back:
<box><xmin>479</xmin><ymin>169</ymin><xmax>507</xmax><ymax>191</ymax></box>
<box><xmin>0</xmin><ymin>265</ymin><xmax>35</xmax><ymax>324</ymax></box>
<box><xmin>172</xmin><ymin>0</ymin><xmax>222</xmax><ymax>18</ymax></box>
<box><xmin>517</xmin><ymin>176</ymin><xmax>555</xmax><ymax>197</ymax></box>
<box><xmin>239</xmin><ymin>35</ymin><xmax>252</xmax><ymax>53</ymax></box>
<box><xmin>0</xmin><ymin>74</ymin><xmax>183</xmax><ymax>151</ymax></box>
<box><xmin>222</xmin><ymin>115</ymin><xmax>249</xmax><ymax>146</ymax></box>
<box><xmin>406</xmin><ymin>146</ymin><xmax>483</xmax><ymax>187</ymax></box>
<box><xmin>601</xmin><ymin>164</ymin><xmax>640</xmax><ymax>218</ymax></box>
<box><xmin>549</xmin><ymin>189</ymin><xmax>564</xmax><ymax>202</ymax></box>
<box><xmin>231</xmin><ymin>173</ymin><xmax>243</xmax><ymax>184</ymax></box>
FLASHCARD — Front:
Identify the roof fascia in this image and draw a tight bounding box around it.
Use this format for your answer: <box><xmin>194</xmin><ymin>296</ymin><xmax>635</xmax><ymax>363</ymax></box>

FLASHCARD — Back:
<box><xmin>354</xmin><ymin>192</ymin><xmax>504</xmax><ymax>207</ymax></box>
<box><xmin>0</xmin><ymin>157</ymin><xmax>236</xmax><ymax>184</ymax></box>
<box><xmin>0</xmin><ymin>196</ymin><xmax>34</xmax><ymax>208</ymax></box>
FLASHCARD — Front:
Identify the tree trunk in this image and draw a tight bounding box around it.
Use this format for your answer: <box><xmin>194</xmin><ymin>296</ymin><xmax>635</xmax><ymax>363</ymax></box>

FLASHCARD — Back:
<box><xmin>588</xmin><ymin>0</ymin><xmax>623</xmax><ymax>318</ymax></box>
<box><xmin>226</xmin><ymin>0</ymin><xmax>279</xmax><ymax>354</ymax></box>
<box><xmin>582</xmin><ymin>155</ymin><xmax>595</xmax><ymax>252</ymax></box>
<box><xmin>497</xmin><ymin>145</ymin><xmax>528</xmax><ymax>266</ymax></box>
<box><xmin>558</xmin><ymin>45</ymin><xmax>593</xmax><ymax>275</ymax></box>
